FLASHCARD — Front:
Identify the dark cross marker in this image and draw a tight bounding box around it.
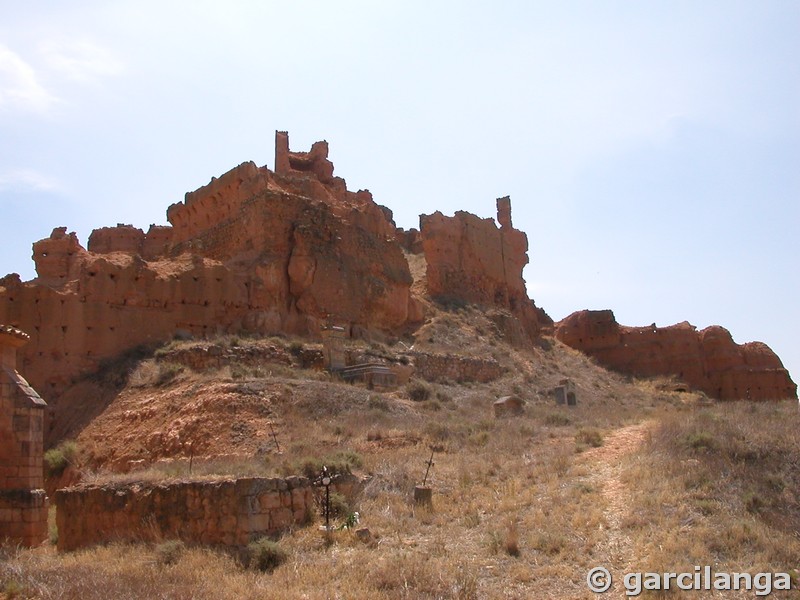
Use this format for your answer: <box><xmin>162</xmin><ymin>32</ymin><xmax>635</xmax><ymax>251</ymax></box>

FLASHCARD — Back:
<box><xmin>422</xmin><ymin>448</ymin><xmax>435</xmax><ymax>487</ymax></box>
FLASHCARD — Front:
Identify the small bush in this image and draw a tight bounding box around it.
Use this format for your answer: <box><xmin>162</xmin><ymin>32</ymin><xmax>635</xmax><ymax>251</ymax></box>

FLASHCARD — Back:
<box><xmin>155</xmin><ymin>540</ymin><xmax>185</xmax><ymax>566</ymax></box>
<box><xmin>327</xmin><ymin>491</ymin><xmax>351</xmax><ymax>519</ymax></box>
<box><xmin>288</xmin><ymin>341</ymin><xmax>304</xmax><ymax>357</ymax></box>
<box><xmin>247</xmin><ymin>538</ymin><xmax>288</xmax><ymax>572</ymax></box>
<box><xmin>44</xmin><ymin>440</ymin><xmax>78</xmax><ymax>476</ymax></box>
<box><xmin>407</xmin><ymin>380</ymin><xmax>431</xmax><ymax>402</ymax></box>
<box><xmin>128</xmin><ymin>360</ymin><xmax>160</xmax><ymax>387</ymax></box>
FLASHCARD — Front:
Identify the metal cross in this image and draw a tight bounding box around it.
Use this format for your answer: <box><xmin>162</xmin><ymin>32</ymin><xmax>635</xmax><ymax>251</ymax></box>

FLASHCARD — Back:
<box><xmin>422</xmin><ymin>448</ymin><xmax>436</xmax><ymax>487</ymax></box>
<box><xmin>319</xmin><ymin>466</ymin><xmax>332</xmax><ymax>530</ymax></box>
<box><xmin>268</xmin><ymin>421</ymin><xmax>281</xmax><ymax>453</ymax></box>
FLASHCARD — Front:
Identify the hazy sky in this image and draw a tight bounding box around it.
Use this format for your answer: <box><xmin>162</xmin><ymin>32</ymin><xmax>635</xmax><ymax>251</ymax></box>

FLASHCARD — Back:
<box><xmin>1</xmin><ymin>1</ymin><xmax>798</xmax><ymax>385</ymax></box>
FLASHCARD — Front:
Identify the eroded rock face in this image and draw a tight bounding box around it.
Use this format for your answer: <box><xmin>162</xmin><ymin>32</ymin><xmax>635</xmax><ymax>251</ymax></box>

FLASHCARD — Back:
<box><xmin>555</xmin><ymin>310</ymin><xmax>797</xmax><ymax>400</ymax></box>
<box><xmin>420</xmin><ymin>199</ymin><xmax>550</xmax><ymax>338</ymax></box>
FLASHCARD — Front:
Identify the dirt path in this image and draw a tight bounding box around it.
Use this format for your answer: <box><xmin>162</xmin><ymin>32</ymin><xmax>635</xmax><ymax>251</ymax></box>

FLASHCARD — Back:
<box><xmin>581</xmin><ymin>420</ymin><xmax>652</xmax><ymax>572</ymax></box>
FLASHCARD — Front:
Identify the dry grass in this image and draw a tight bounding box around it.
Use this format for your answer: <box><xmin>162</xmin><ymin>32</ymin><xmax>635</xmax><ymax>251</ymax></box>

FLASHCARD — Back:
<box><xmin>619</xmin><ymin>401</ymin><xmax>800</xmax><ymax>581</ymax></box>
<box><xmin>10</xmin><ymin>318</ymin><xmax>799</xmax><ymax>598</ymax></box>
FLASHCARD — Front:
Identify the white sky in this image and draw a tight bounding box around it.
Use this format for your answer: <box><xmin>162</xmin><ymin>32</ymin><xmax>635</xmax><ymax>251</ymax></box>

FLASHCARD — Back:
<box><xmin>1</xmin><ymin>1</ymin><xmax>798</xmax><ymax>385</ymax></box>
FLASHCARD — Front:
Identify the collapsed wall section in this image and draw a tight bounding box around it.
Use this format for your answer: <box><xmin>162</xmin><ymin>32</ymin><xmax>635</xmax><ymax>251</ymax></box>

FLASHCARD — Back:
<box><xmin>555</xmin><ymin>310</ymin><xmax>797</xmax><ymax>401</ymax></box>
<box><xmin>419</xmin><ymin>197</ymin><xmax>550</xmax><ymax>340</ymax></box>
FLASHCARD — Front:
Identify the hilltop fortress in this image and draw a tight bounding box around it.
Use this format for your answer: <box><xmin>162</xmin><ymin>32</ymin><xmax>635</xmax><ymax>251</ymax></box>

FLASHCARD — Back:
<box><xmin>0</xmin><ymin>131</ymin><xmax>795</xmax><ymax>430</ymax></box>
<box><xmin>0</xmin><ymin>133</ymin><xmax>549</xmax><ymax>403</ymax></box>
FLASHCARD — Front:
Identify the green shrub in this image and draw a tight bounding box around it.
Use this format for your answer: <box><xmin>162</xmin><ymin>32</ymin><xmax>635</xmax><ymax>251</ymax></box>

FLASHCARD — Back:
<box><xmin>247</xmin><ymin>538</ymin><xmax>288</xmax><ymax>572</ymax></box>
<box><xmin>44</xmin><ymin>440</ymin><xmax>78</xmax><ymax>476</ymax></box>
<box><xmin>327</xmin><ymin>491</ymin><xmax>351</xmax><ymax>519</ymax></box>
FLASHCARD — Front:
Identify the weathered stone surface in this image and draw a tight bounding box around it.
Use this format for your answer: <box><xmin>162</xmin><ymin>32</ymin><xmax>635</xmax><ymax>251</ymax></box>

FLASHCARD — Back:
<box><xmin>555</xmin><ymin>310</ymin><xmax>797</xmax><ymax>401</ymax></box>
<box><xmin>419</xmin><ymin>199</ymin><xmax>550</xmax><ymax>340</ymax></box>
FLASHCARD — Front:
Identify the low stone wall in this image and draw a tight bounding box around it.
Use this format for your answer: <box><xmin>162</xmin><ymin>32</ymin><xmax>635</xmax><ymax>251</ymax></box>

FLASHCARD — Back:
<box><xmin>156</xmin><ymin>343</ymin><xmax>324</xmax><ymax>372</ymax></box>
<box><xmin>411</xmin><ymin>352</ymin><xmax>505</xmax><ymax>383</ymax></box>
<box><xmin>55</xmin><ymin>475</ymin><xmax>357</xmax><ymax>552</ymax></box>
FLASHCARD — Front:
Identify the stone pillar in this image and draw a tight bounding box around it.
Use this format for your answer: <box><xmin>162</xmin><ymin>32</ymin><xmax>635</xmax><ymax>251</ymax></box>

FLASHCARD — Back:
<box><xmin>496</xmin><ymin>196</ymin><xmax>512</xmax><ymax>229</ymax></box>
<box><xmin>0</xmin><ymin>325</ymin><xmax>48</xmax><ymax>546</ymax></box>
<box><xmin>275</xmin><ymin>130</ymin><xmax>290</xmax><ymax>175</ymax></box>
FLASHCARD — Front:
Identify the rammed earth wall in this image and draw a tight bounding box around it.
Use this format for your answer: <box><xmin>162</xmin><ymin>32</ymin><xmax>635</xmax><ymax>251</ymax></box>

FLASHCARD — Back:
<box><xmin>411</xmin><ymin>352</ymin><xmax>505</xmax><ymax>383</ymax></box>
<box><xmin>55</xmin><ymin>475</ymin><xmax>358</xmax><ymax>551</ymax></box>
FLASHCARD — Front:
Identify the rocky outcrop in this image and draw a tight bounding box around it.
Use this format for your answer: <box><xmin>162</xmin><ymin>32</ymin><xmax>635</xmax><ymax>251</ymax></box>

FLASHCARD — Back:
<box><xmin>555</xmin><ymin>310</ymin><xmax>797</xmax><ymax>401</ymax></box>
<box><xmin>420</xmin><ymin>197</ymin><xmax>551</xmax><ymax>338</ymax></box>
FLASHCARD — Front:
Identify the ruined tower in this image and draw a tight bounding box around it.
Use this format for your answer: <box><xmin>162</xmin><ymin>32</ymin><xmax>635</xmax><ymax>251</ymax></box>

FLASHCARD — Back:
<box><xmin>0</xmin><ymin>325</ymin><xmax>48</xmax><ymax>546</ymax></box>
